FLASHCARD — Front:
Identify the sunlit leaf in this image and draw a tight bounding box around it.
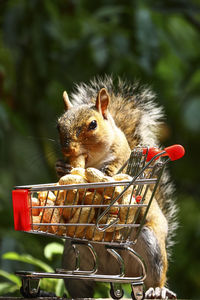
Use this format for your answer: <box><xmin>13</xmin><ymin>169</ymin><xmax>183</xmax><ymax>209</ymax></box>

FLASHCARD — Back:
<box><xmin>2</xmin><ymin>252</ymin><xmax>53</xmax><ymax>273</ymax></box>
<box><xmin>40</xmin><ymin>278</ymin><xmax>57</xmax><ymax>293</ymax></box>
<box><xmin>0</xmin><ymin>282</ymin><xmax>19</xmax><ymax>295</ymax></box>
<box><xmin>44</xmin><ymin>242</ymin><xmax>64</xmax><ymax>260</ymax></box>
<box><xmin>0</xmin><ymin>270</ymin><xmax>21</xmax><ymax>286</ymax></box>
<box><xmin>55</xmin><ymin>279</ymin><xmax>66</xmax><ymax>297</ymax></box>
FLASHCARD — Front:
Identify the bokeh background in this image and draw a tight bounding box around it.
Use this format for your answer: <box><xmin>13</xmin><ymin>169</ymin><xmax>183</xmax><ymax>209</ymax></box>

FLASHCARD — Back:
<box><xmin>0</xmin><ymin>0</ymin><xmax>200</xmax><ymax>298</ymax></box>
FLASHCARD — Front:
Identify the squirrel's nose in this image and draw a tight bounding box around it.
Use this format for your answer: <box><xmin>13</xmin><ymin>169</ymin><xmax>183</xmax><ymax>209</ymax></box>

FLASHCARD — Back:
<box><xmin>69</xmin><ymin>142</ymin><xmax>80</xmax><ymax>155</ymax></box>
<box><xmin>64</xmin><ymin>140</ymin><xmax>70</xmax><ymax>148</ymax></box>
<box><xmin>62</xmin><ymin>140</ymin><xmax>79</xmax><ymax>156</ymax></box>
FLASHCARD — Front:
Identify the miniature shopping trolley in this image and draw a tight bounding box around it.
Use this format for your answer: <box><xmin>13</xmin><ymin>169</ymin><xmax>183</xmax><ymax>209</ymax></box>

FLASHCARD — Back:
<box><xmin>12</xmin><ymin>145</ymin><xmax>185</xmax><ymax>299</ymax></box>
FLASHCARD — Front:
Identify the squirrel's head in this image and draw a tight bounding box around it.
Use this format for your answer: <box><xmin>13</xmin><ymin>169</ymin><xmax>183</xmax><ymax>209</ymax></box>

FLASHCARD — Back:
<box><xmin>57</xmin><ymin>88</ymin><xmax>115</xmax><ymax>166</ymax></box>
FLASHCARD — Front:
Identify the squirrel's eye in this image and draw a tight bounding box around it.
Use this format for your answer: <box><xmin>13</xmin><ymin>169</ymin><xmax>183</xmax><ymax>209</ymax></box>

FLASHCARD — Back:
<box><xmin>88</xmin><ymin>120</ymin><xmax>97</xmax><ymax>130</ymax></box>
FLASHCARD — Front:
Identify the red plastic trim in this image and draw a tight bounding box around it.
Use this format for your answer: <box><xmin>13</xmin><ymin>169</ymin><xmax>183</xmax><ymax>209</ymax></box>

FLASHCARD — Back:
<box><xmin>164</xmin><ymin>144</ymin><xmax>185</xmax><ymax>161</ymax></box>
<box><xmin>12</xmin><ymin>189</ymin><xmax>31</xmax><ymax>231</ymax></box>
<box><xmin>143</xmin><ymin>145</ymin><xmax>185</xmax><ymax>162</ymax></box>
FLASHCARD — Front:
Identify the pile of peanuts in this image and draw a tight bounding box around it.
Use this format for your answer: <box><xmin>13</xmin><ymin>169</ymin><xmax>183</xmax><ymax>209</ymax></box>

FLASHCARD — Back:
<box><xmin>31</xmin><ymin>167</ymin><xmax>137</xmax><ymax>242</ymax></box>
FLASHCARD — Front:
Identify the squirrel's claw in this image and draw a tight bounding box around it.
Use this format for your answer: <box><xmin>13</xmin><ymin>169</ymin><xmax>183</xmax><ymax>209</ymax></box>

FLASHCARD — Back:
<box><xmin>55</xmin><ymin>159</ymin><xmax>72</xmax><ymax>178</ymax></box>
<box><xmin>145</xmin><ymin>287</ymin><xmax>177</xmax><ymax>299</ymax></box>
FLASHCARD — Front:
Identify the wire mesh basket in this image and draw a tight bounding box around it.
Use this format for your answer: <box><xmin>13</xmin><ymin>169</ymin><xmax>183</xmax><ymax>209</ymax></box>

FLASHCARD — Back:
<box><xmin>12</xmin><ymin>145</ymin><xmax>185</xmax><ymax>299</ymax></box>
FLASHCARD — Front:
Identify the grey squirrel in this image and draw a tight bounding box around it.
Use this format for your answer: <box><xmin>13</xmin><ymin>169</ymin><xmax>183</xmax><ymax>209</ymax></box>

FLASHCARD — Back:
<box><xmin>56</xmin><ymin>76</ymin><xmax>177</xmax><ymax>299</ymax></box>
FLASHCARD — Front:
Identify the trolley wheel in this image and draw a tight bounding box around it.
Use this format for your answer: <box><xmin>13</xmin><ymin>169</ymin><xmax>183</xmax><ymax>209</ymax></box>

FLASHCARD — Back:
<box><xmin>20</xmin><ymin>278</ymin><xmax>40</xmax><ymax>298</ymax></box>
<box><xmin>110</xmin><ymin>283</ymin><xmax>124</xmax><ymax>299</ymax></box>
<box><xmin>131</xmin><ymin>283</ymin><xmax>144</xmax><ymax>300</ymax></box>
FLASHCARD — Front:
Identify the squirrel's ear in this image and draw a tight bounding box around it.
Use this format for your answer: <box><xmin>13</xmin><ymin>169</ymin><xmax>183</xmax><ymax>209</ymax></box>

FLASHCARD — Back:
<box><xmin>96</xmin><ymin>88</ymin><xmax>110</xmax><ymax>119</ymax></box>
<box><xmin>63</xmin><ymin>91</ymin><xmax>73</xmax><ymax>111</ymax></box>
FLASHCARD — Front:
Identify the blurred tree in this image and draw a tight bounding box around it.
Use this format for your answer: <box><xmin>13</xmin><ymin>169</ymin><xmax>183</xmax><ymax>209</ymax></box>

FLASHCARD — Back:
<box><xmin>0</xmin><ymin>0</ymin><xmax>199</xmax><ymax>298</ymax></box>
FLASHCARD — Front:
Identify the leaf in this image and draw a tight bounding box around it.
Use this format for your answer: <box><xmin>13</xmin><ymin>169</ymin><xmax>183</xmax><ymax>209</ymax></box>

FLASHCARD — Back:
<box><xmin>40</xmin><ymin>278</ymin><xmax>57</xmax><ymax>292</ymax></box>
<box><xmin>0</xmin><ymin>270</ymin><xmax>21</xmax><ymax>286</ymax></box>
<box><xmin>0</xmin><ymin>282</ymin><xmax>19</xmax><ymax>295</ymax></box>
<box><xmin>2</xmin><ymin>252</ymin><xmax>54</xmax><ymax>273</ymax></box>
<box><xmin>44</xmin><ymin>242</ymin><xmax>64</xmax><ymax>260</ymax></box>
<box><xmin>55</xmin><ymin>279</ymin><xmax>66</xmax><ymax>297</ymax></box>
<box><xmin>93</xmin><ymin>282</ymin><xmax>110</xmax><ymax>298</ymax></box>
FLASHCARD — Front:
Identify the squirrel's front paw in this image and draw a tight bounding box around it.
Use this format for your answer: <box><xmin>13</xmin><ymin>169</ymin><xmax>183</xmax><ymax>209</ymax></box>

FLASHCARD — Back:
<box><xmin>55</xmin><ymin>159</ymin><xmax>72</xmax><ymax>178</ymax></box>
<box><xmin>145</xmin><ymin>287</ymin><xmax>177</xmax><ymax>299</ymax></box>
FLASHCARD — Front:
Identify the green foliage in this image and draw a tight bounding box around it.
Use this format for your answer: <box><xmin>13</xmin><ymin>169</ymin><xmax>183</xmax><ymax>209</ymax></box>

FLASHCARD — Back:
<box><xmin>0</xmin><ymin>242</ymin><xmax>67</xmax><ymax>297</ymax></box>
<box><xmin>0</xmin><ymin>0</ymin><xmax>199</xmax><ymax>298</ymax></box>
<box><xmin>0</xmin><ymin>270</ymin><xmax>21</xmax><ymax>296</ymax></box>
<box><xmin>2</xmin><ymin>252</ymin><xmax>54</xmax><ymax>273</ymax></box>
<box><xmin>44</xmin><ymin>242</ymin><xmax>64</xmax><ymax>261</ymax></box>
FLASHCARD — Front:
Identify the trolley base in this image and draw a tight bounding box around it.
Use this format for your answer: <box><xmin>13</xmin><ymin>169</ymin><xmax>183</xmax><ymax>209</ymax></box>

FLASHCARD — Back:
<box><xmin>16</xmin><ymin>243</ymin><xmax>146</xmax><ymax>299</ymax></box>
<box><xmin>16</xmin><ymin>271</ymin><xmax>145</xmax><ymax>300</ymax></box>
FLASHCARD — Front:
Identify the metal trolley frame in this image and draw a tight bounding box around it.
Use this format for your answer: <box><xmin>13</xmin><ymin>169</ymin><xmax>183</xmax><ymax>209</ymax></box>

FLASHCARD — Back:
<box><xmin>12</xmin><ymin>145</ymin><xmax>185</xmax><ymax>299</ymax></box>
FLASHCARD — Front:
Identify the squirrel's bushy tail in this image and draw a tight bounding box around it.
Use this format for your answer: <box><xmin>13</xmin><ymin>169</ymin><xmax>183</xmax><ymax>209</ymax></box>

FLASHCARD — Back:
<box><xmin>70</xmin><ymin>75</ymin><xmax>178</xmax><ymax>254</ymax></box>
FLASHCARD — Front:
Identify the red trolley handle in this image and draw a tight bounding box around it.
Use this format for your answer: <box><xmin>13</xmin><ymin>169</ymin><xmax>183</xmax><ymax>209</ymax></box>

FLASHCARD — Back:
<box><xmin>12</xmin><ymin>189</ymin><xmax>31</xmax><ymax>231</ymax></box>
<box><xmin>143</xmin><ymin>144</ymin><xmax>185</xmax><ymax>162</ymax></box>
